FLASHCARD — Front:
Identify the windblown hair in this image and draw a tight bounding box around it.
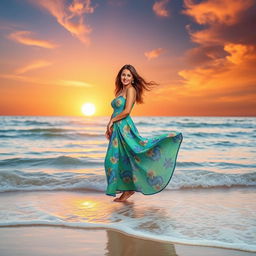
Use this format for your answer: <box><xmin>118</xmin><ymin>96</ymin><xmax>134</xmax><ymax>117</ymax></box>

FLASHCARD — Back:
<box><xmin>114</xmin><ymin>64</ymin><xmax>160</xmax><ymax>104</ymax></box>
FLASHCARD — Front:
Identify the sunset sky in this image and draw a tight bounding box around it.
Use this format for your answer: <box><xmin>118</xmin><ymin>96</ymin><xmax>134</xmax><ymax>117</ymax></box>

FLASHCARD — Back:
<box><xmin>0</xmin><ymin>0</ymin><xmax>255</xmax><ymax>116</ymax></box>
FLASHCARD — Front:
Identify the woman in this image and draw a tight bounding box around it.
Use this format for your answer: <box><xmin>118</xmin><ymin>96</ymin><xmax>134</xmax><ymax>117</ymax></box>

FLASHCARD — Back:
<box><xmin>104</xmin><ymin>64</ymin><xmax>183</xmax><ymax>202</ymax></box>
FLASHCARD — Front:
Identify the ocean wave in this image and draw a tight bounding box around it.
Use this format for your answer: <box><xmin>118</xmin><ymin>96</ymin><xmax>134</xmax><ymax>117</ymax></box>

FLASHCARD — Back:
<box><xmin>0</xmin><ymin>170</ymin><xmax>105</xmax><ymax>193</ymax></box>
<box><xmin>175</xmin><ymin>122</ymin><xmax>254</xmax><ymax>129</ymax></box>
<box><xmin>0</xmin><ymin>169</ymin><xmax>255</xmax><ymax>193</ymax></box>
<box><xmin>179</xmin><ymin>162</ymin><xmax>204</xmax><ymax>167</ymax></box>
<box><xmin>0</xmin><ymin>129</ymin><xmax>103</xmax><ymax>139</ymax></box>
<box><xmin>0</xmin><ymin>133</ymin><xmax>102</xmax><ymax>139</ymax></box>
<box><xmin>169</xmin><ymin>170</ymin><xmax>256</xmax><ymax>190</ymax></box>
<box><xmin>135</xmin><ymin>120</ymin><xmax>254</xmax><ymax>129</ymax></box>
<box><xmin>69</xmin><ymin>121</ymin><xmax>106</xmax><ymax>127</ymax></box>
<box><xmin>0</xmin><ymin>128</ymin><xmax>68</xmax><ymax>133</ymax></box>
<box><xmin>2</xmin><ymin>120</ymin><xmax>53</xmax><ymax>126</ymax></box>
<box><xmin>190</xmin><ymin>131</ymin><xmax>251</xmax><ymax>138</ymax></box>
<box><xmin>22</xmin><ymin>120</ymin><xmax>53</xmax><ymax>126</ymax></box>
<box><xmin>0</xmin><ymin>135</ymin><xmax>13</xmax><ymax>138</ymax></box>
<box><xmin>135</xmin><ymin>121</ymin><xmax>153</xmax><ymax>126</ymax></box>
<box><xmin>0</xmin><ymin>156</ymin><xmax>101</xmax><ymax>168</ymax></box>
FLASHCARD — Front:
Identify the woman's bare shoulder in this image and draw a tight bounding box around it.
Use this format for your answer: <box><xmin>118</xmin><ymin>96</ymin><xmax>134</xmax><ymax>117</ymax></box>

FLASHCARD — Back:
<box><xmin>125</xmin><ymin>86</ymin><xmax>136</xmax><ymax>96</ymax></box>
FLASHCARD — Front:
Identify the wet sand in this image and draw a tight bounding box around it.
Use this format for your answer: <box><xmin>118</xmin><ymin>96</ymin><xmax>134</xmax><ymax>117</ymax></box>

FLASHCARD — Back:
<box><xmin>0</xmin><ymin>226</ymin><xmax>255</xmax><ymax>256</ymax></box>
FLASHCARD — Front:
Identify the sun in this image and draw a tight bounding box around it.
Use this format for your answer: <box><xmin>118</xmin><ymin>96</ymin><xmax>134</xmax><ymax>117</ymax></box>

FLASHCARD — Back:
<box><xmin>81</xmin><ymin>102</ymin><xmax>96</xmax><ymax>116</ymax></box>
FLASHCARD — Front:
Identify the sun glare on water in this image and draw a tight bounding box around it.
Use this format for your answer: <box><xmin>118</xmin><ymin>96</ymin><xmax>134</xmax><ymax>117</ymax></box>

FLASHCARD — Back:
<box><xmin>81</xmin><ymin>103</ymin><xmax>96</xmax><ymax>116</ymax></box>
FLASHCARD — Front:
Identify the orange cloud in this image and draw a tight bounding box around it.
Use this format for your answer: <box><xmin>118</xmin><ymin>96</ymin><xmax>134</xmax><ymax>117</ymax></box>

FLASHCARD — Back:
<box><xmin>178</xmin><ymin>43</ymin><xmax>256</xmax><ymax>99</ymax></box>
<box><xmin>152</xmin><ymin>45</ymin><xmax>256</xmax><ymax>115</ymax></box>
<box><xmin>183</xmin><ymin>0</ymin><xmax>256</xmax><ymax>46</ymax></box>
<box><xmin>0</xmin><ymin>73</ymin><xmax>38</xmax><ymax>83</ymax></box>
<box><xmin>8</xmin><ymin>30</ymin><xmax>58</xmax><ymax>48</ymax></box>
<box><xmin>15</xmin><ymin>60</ymin><xmax>52</xmax><ymax>75</ymax></box>
<box><xmin>152</xmin><ymin>0</ymin><xmax>170</xmax><ymax>17</ymax></box>
<box><xmin>155</xmin><ymin>0</ymin><xmax>256</xmax><ymax>115</ymax></box>
<box><xmin>183</xmin><ymin>44</ymin><xmax>227</xmax><ymax>65</ymax></box>
<box><xmin>185</xmin><ymin>24</ymin><xmax>222</xmax><ymax>45</ymax></box>
<box><xmin>33</xmin><ymin>0</ymin><xmax>98</xmax><ymax>45</ymax></box>
<box><xmin>182</xmin><ymin>0</ymin><xmax>254</xmax><ymax>25</ymax></box>
<box><xmin>144</xmin><ymin>48</ymin><xmax>165</xmax><ymax>60</ymax></box>
<box><xmin>58</xmin><ymin>80</ymin><xmax>92</xmax><ymax>87</ymax></box>
<box><xmin>0</xmin><ymin>73</ymin><xmax>93</xmax><ymax>88</ymax></box>
<box><xmin>224</xmin><ymin>43</ymin><xmax>256</xmax><ymax>64</ymax></box>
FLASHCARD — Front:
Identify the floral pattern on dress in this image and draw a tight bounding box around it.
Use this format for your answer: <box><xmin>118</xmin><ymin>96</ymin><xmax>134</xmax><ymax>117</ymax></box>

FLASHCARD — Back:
<box><xmin>146</xmin><ymin>145</ymin><xmax>161</xmax><ymax>161</ymax></box>
<box><xmin>163</xmin><ymin>157</ymin><xmax>174</xmax><ymax>169</ymax></box>
<box><xmin>139</xmin><ymin>139</ymin><xmax>148</xmax><ymax>146</ymax></box>
<box><xmin>106</xmin><ymin>167</ymin><xmax>116</xmax><ymax>184</ymax></box>
<box><xmin>112</xmin><ymin>137</ymin><xmax>118</xmax><ymax>147</ymax></box>
<box><xmin>120</xmin><ymin>169</ymin><xmax>133</xmax><ymax>183</ymax></box>
<box><xmin>115</xmin><ymin>99</ymin><xmax>122</xmax><ymax>107</ymax></box>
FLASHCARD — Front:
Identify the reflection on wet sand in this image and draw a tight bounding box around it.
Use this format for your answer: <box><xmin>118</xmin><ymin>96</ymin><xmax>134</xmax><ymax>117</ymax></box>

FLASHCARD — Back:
<box><xmin>105</xmin><ymin>229</ymin><xmax>177</xmax><ymax>256</ymax></box>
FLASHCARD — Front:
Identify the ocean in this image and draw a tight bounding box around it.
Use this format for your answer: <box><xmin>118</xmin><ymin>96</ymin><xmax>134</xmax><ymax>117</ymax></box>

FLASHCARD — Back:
<box><xmin>0</xmin><ymin>116</ymin><xmax>255</xmax><ymax>252</ymax></box>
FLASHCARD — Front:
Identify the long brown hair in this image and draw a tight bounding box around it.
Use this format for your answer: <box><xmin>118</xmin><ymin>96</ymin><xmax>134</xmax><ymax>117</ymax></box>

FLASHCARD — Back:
<box><xmin>114</xmin><ymin>64</ymin><xmax>160</xmax><ymax>104</ymax></box>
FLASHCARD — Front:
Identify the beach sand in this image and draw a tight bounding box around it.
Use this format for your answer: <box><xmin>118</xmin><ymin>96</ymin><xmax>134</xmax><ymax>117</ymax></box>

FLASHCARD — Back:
<box><xmin>0</xmin><ymin>226</ymin><xmax>255</xmax><ymax>256</ymax></box>
<box><xmin>0</xmin><ymin>189</ymin><xmax>255</xmax><ymax>255</ymax></box>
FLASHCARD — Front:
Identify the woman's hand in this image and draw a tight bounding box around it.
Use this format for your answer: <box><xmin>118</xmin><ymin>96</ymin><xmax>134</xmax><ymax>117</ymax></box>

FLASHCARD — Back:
<box><xmin>105</xmin><ymin>130</ymin><xmax>110</xmax><ymax>140</ymax></box>
<box><xmin>107</xmin><ymin>120</ymin><xmax>113</xmax><ymax>134</ymax></box>
<box><xmin>105</xmin><ymin>120</ymin><xmax>114</xmax><ymax>140</ymax></box>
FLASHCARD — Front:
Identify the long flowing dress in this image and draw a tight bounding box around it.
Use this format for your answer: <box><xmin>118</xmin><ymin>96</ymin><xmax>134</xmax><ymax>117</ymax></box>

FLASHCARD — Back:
<box><xmin>104</xmin><ymin>95</ymin><xmax>183</xmax><ymax>197</ymax></box>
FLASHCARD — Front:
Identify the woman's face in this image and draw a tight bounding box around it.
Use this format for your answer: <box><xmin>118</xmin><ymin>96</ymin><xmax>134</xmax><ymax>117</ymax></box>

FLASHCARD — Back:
<box><xmin>121</xmin><ymin>69</ymin><xmax>133</xmax><ymax>87</ymax></box>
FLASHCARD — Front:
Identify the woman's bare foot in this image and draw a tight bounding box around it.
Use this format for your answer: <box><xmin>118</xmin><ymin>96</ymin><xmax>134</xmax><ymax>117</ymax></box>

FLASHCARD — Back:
<box><xmin>113</xmin><ymin>193</ymin><xmax>124</xmax><ymax>202</ymax></box>
<box><xmin>116</xmin><ymin>191</ymin><xmax>135</xmax><ymax>202</ymax></box>
<box><xmin>113</xmin><ymin>191</ymin><xmax>135</xmax><ymax>202</ymax></box>
<box><xmin>113</xmin><ymin>191</ymin><xmax>127</xmax><ymax>202</ymax></box>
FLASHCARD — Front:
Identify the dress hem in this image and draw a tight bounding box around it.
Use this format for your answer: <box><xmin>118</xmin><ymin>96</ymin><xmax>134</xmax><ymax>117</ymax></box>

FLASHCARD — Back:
<box><xmin>105</xmin><ymin>134</ymin><xmax>183</xmax><ymax>197</ymax></box>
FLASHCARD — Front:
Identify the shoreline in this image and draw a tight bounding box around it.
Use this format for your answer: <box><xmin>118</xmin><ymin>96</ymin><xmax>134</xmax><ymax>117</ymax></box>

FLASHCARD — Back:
<box><xmin>0</xmin><ymin>188</ymin><xmax>255</xmax><ymax>254</ymax></box>
<box><xmin>0</xmin><ymin>226</ymin><xmax>255</xmax><ymax>256</ymax></box>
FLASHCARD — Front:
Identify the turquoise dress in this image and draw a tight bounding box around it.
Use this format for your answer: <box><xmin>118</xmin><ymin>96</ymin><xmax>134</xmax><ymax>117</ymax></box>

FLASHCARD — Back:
<box><xmin>104</xmin><ymin>95</ymin><xmax>183</xmax><ymax>197</ymax></box>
